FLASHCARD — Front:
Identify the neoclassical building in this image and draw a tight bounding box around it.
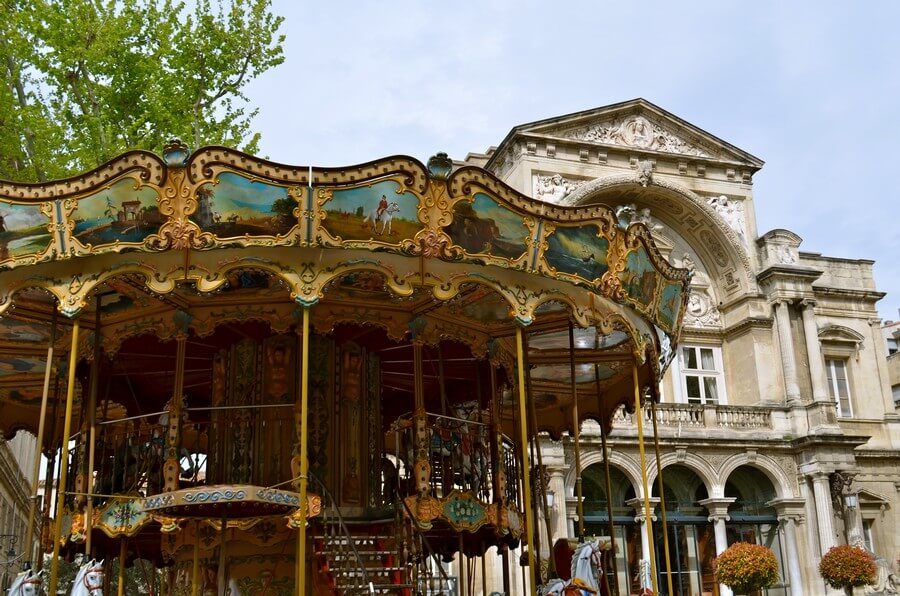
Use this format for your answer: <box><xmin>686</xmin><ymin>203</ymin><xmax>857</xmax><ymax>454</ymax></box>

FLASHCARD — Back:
<box><xmin>0</xmin><ymin>433</ymin><xmax>37</xmax><ymax>590</ymax></box>
<box><xmin>463</xmin><ymin>99</ymin><xmax>899</xmax><ymax>596</ymax></box>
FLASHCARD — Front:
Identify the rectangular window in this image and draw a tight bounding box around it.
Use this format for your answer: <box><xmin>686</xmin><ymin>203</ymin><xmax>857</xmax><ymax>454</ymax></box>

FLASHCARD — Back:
<box><xmin>863</xmin><ymin>519</ymin><xmax>874</xmax><ymax>552</ymax></box>
<box><xmin>680</xmin><ymin>346</ymin><xmax>725</xmax><ymax>405</ymax></box>
<box><xmin>825</xmin><ymin>358</ymin><xmax>852</xmax><ymax>417</ymax></box>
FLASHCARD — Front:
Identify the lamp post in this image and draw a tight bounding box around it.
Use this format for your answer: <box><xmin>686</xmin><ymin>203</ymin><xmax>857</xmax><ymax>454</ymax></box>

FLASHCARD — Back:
<box><xmin>0</xmin><ymin>534</ymin><xmax>19</xmax><ymax>590</ymax></box>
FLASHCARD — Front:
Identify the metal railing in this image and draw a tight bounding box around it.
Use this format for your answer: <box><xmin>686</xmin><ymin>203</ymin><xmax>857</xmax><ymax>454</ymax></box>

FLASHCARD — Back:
<box><xmin>395</xmin><ymin>485</ymin><xmax>455</xmax><ymax>596</ymax></box>
<box><xmin>390</xmin><ymin>412</ymin><xmax>521</xmax><ymax>509</ymax></box>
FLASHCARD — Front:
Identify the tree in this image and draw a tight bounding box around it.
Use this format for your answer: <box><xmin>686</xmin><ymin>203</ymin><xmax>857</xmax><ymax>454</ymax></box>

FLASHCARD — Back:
<box><xmin>0</xmin><ymin>0</ymin><xmax>285</xmax><ymax>182</ymax></box>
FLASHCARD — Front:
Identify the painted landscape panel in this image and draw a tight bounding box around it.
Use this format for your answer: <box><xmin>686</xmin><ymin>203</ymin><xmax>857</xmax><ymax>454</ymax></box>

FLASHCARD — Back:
<box><xmin>657</xmin><ymin>280</ymin><xmax>683</xmax><ymax>330</ymax></box>
<box><xmin>0</xmin><ymin>317</ymin><xmax>51</xmax><ymax>343</ymax></box>
<box><xmin>618</xmin><ymin>245</ymin><xmax>657</xmax><ymax>308</ymax></box>
<box><xmin>0</xmin><ymin>202</ymin><xmax>52</xmax><ymax>263</ymax></box>
<box><xmin>445</xmin><ymin>193</ymin><xmax>529</xmax><ymax>260</ymax></box>
<box><xmin>320</xmin><ymin>179</ymin><xmax>421</xmax><ymax>242</ymax></box>
<box><xmin>191</xmin><ymin>172</ymin><xmax>297</xmax><ymax>238</ymax></box>
<box><xmin>0</xmin><ymin>356</ymin><xmax>45</xmax><ymax>377</ymax></box>
<box><xmin>71</xmin><ymin>179</ymin><xmax>161</xmax><ymax>247</ymax></box>
<box><xmin>544</xmin><ymin>226</ymin><xmax>609</xmax><ymax>281</ymax></box>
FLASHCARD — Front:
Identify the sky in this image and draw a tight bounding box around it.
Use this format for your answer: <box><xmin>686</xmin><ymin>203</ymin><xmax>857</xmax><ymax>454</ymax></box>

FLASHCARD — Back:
<box><xmin>245</xmin><ymin>0</ymin><xmax>900</xmax><ymax>319</ymax></box>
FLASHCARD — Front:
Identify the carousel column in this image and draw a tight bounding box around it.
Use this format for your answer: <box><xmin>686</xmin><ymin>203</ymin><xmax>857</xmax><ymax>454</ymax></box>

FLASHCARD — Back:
<box><xmin>773</xmin><ymin>300</ymin><xmax>801</xmax><ymax>403</ymax></box>
<box><xmin>412</xmin><ymin>339</ymin><xmax>432</xmax><ymax>507</ymax></box>
<box><xmin>163</xmin><ymin>335</ymin><xmax>188</xmax><ymax>492</ymax></box>
<box><xmin>800</xmin><ymin>300</ymin><xmax>829</xmax><ymax>402</ymax></box>
<box><xmin>85</xmin><ymin>301</ymin><xmax>102</xmax><ymax>556</ymax></box>
<box><xmin>48</xmin><ymin>317</ymin><xmax>80</xmax><ymax>596</ymax></box>
<box><xmin>698</xmin><ymin>497</ymin><xmax>736</xmax><ymax>596</ymax></box>
<box><xmin>515</xmin><ymin>326</ymin><xmax>537</xmax><ymax>595</ymax></box>
<box><xmin>296</xmin><ymin>307</ymin><xmax>312</xmax><ymax>596</ymax></box>
<box><xmin>23</xmin><ymin>308</ymin><xmax>57</xmax><ymax>569</ymax></box>
<box><xmin>567</xmin><ymin>323</ymin><xmax>585</xmax><ymax>542</ymax></box>
<box><xmin>768</xmin><ymin>498</ymin><xmax>807</xmax><ymax>595</ymax></box>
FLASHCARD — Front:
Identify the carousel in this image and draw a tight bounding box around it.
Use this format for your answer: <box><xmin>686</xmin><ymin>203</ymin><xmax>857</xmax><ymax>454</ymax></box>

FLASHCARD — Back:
<box><xmin>0</xmin><ymin>141</ymin><xmax>690</xmax><ymax>596</ymax></box>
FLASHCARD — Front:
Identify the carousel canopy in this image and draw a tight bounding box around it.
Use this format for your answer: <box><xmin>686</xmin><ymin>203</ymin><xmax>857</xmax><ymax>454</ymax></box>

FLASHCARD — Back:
<box><xmin>0</xmin><ymin>142</ymin><xmax>689</xmax><ymax>442</ymax></box>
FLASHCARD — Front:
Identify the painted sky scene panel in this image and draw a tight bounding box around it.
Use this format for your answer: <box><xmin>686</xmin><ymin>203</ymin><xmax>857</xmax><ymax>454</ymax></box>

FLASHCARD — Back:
<box><xmin>619</xmin><ymin>245</ymin><xmax>658</xmax><ymax>308</ymax></box>
<box><xmin>71</xmin><ymin>179</ymin><xmax>161</xmax><ymax>246</ymax></box>
<box><xmin>0</xmin><ymin>317</ymin><xmax>51</xmax><ymax>343</ymax></box>
<box><xmin>321</xmin><ymin>179</ymin><xmax>421</xmax><ymax>242</ymax></box>
<box><xmin>192</xmin><ymin>172</ymin><xmax>296</xmax><ymax>237</ymax></box>
<box><xmin>445</xmin><ymin>193</ymin><xmax>529</xmax><ymax>260</ymax></box>
<box><xmin>0</xmin><ymin>202</ymin><xmax>52</xmax><ymax>262</ymax></box>
<box><xmin>544</xmin><ymin>226</ymin><xmax>609</xmax><ymax>281</ymax></box>
<box><xmin>657</xmin><ymin>281</ymin><xmax>683</xmax><ymax>330</ymax></box>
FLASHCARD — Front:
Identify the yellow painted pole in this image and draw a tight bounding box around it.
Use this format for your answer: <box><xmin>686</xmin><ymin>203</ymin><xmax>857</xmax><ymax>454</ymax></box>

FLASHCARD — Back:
<box><xmin>117</xmin><ymin>538</ymin><xmax>127</xmax><ymax>596</ymax></box>
<box><xmin>568</xmin><ymin>323</ymin><xmax>584</xmax><ymax>541</ymax></box>
<box><xmin>190</xmin><ymin>523</ymin><xmax>200</xmax><ymax>596</ymax></box>
<box><xmin>296</xmin><ymin>307</ymin><xmax>311</xmax><ymax>596</ymax></box>
<box><xmin>24</xmin><ymin>308</ymin><xmax>57</xmax><ymax>568</ymax></box>
<box><xmin>515</xmin><ymin>327</ymin><xmax>537</xmax><ymax>595</ymax></box>
<box><xmin>85</xmin><ymin>301</ymin><xmax>101</xmax><ymax>556</ymax></box>
<box><xmin>633</xmin><ymin>363</ymin><xmax>658</xmax><ymax>595</ymax></box>
<box><xmin>48</xmin><ymin>317</ymin><xmax>80</xmax><ymax>596</ymax></box>
<box><xmin>650</xmin><ymin>397</ymin><xmax>674</xmax><ymax>596</ymax></box>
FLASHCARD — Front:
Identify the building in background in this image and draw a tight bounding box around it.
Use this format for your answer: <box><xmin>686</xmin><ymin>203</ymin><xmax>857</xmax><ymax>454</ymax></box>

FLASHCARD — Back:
<box><xmin>0</xmin><ymin>432</ymin><xmax>37</xmax><ymax>590</ymax></box>
<box><xmin>464</xmin><ymin>99</ymin><xmax>899</xmax><ymax>596</ymax></box>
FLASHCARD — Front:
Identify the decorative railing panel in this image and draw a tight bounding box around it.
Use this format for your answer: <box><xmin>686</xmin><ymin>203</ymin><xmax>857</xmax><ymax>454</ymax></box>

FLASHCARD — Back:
<box><xmin>610</xmin><ymin>403</ymin><xmax>774</xmax><ymax>431</ymax></box>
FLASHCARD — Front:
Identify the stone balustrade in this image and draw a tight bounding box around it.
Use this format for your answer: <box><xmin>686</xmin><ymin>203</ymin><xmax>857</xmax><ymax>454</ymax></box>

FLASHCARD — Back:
<box><xmin>609</xmin><ymin>402</ymin><xmax>775</xmax><ymax>433</ymax></box>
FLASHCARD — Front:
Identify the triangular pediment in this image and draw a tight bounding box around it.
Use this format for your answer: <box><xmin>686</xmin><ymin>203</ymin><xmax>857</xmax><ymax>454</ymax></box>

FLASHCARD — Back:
<box><xmin>489</xmin><ymin>98</ymin><xmax>763</xmax><ymax>168</ymax></box>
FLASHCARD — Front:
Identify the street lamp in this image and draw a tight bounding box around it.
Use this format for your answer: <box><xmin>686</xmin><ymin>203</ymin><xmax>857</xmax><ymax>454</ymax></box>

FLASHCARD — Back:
<box><xmin>0</xmin><ymin>535</ymin><xmax>18</xmax><ymax>590</ymax></box>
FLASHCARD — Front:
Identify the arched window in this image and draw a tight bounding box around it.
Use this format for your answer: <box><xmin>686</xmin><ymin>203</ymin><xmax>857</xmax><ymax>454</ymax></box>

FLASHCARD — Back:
<box><xmin>724</xmin><ymin>466</ymin><xmax>791</xmax><ymax>595</ymax></box>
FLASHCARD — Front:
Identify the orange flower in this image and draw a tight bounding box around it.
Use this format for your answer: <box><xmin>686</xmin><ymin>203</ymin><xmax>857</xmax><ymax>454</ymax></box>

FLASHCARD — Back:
<box><xmin>819</xmin><ymin>545</ymin><xmax>877</xmax><ymax>589</ymax></box>
<box><xmin>715</xmin><ymin>542</ymin><xmax>780</xmax><ymax>594</ymax></box>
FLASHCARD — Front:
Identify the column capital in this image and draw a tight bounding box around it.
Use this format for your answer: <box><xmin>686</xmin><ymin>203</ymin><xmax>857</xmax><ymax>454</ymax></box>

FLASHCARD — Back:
<box><xmin>767</xmin><ymin>497</ymin><xmax>806</xmax><ymax>524</ymax></box>
<box><xmin>698</xmin><ymin>497</ymin><xmax>736</xmax><ymax>521</ymax></box>
<box><xmin>625</xmin><ymin>496</ymin><xmax>659</xmax><ymax>522</ymax></box>
<box><xmin>800</xmin><ymin>298</ymin><xmax>818</xmax><ymax>309</ymax></box>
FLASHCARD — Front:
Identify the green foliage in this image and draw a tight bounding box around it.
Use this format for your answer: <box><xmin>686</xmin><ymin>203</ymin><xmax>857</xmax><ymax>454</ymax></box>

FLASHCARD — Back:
<box><xmin>0</xmin><ymin>0</ymin><xmax>285</xmax><ymax>182</ymax></box>
<box><xmin>715</xmin><ymin>542</ymin><xmax>780</xmax><ymax>595</ymax></box>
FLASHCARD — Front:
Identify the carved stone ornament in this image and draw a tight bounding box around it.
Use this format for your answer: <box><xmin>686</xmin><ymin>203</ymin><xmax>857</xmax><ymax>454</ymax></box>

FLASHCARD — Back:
<box><xmin>565</xmin><ymin>114</ymin><xmax>712</xmax><ymax>158</ymax></box>
<box><xmin>707</xmin><ymin>195</ymin><xmax>747</xmax><ymax>246</ymax></box>
<box><xmin>683</xmin><ymin>289</ymin><xmax>722</xmax><ymax>328</ymax></box>
<box><xmin>776</xmin><ymin>245</ymin><xmax>797</xmax><ymax>265</ymax></box>
<box><xmin>614</xmin><ymin>203</ymin><xmax>663</xmax><ymax>233</ymax></box>
<box><xmin>531</xmin><ymin>173</ymin><xmax>585</xmax><ymax>203</ymax></box>
<box><xmin>637</xmin><ymin>160</ymin><xmax>654</xmax><ymax>187</ymax></box>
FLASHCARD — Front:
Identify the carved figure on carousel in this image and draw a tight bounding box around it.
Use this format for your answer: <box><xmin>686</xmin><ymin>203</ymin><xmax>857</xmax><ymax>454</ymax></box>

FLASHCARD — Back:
<box><xmin>69</xmin><ymin>559</ymin><xmax>104</xmax><ymax>596</ymax></box>
<box><xmin>6</xmin><ymin>569</ymin><xmax>42</xmax><ymax>596</ymax></box>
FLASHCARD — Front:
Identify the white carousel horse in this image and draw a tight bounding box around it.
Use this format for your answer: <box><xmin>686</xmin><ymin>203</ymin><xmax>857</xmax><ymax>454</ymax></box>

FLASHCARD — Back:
<box><xmin>364</xmin><ymin>202</ymin><xmax>400</xmax><ymax>236</ymax></box>
<box><xmin>538</xmin><ymin>538</ymin><xmax>606</xmax><ymax>596</ymax></box>
<box><xmin>6</xmin><ymin>570</ymin><xmax>42</xmax><ymax>596</ymax></box>
<box><xmin>70</xmin><ymin>559</ymin><xmax>104</xmax><ymax>596</ymax></box>
<box><xmin>570</xmin><ymin>538</ymin><xmax>603</xmax><ymax>593</ymax></box>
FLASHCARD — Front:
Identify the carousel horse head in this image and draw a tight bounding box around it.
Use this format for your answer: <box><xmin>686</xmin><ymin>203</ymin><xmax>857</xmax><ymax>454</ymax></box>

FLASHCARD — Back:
<box><xmin>570</xmin><ymin>538</ymin><xmax>603</xmax><ymax>594</ymax></box>
<box><xmin>7</xmin><ymin>570</ymin><xmax>42</xmax><ymax>596</ymax></box>
<box><xmin>71</xmin><ymin>559</ymin><xmax>104</xmax><ymax>596</ymax></box>
<box><xmin>537</xmin><ymin>578</ymin><xmax>567</xmax><ymax>596</ymax></box>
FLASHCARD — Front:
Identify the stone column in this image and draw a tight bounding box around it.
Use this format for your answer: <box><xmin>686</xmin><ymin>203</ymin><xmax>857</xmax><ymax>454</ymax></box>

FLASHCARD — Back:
<box><xmin>800</xmin><ymin>300</ymin><xmax>829</xmax><ymax>402</ymax></box>
<box><xmin>810</xmin><ymin>473</ymin><xmax>837</xmax><ymax>554</ymax></box>
<box><xmin>548</xmin><ymin>468</ymin><xmax>569</xmax><ymax>543</ymax></box>
<box><xmin>768</xmin><ymin>498</ymin><xmax>806</xmax><ymax>595</ymax></box>
<box><xmin>626</xmin><ymin>497</ymin><xmax>658</xmax><ymax>565</ymax></box>
<box><xmin>774</xmin><ymin>300</ymin><xmax>801</xmax><ymax>403</ymax></box>
<box><xmin>698</xmin><ymin>497</ymin><xmax>736</xmax><ymax>596</ymax></box>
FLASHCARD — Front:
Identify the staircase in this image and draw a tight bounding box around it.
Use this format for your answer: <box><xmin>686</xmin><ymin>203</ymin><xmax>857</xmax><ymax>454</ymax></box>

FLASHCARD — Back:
<box><xmin>308</xmin><ymin>473</ymin><xmax>456</xmax><ymax>595</ymax></box>
<box><xmin>314</xmin><ymin>519</ymin><xmax>416</xmax><ymax>594</ymax></box>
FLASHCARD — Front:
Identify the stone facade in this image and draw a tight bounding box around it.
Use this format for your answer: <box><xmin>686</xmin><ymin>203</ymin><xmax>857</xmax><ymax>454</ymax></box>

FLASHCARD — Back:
<box><xmin>463</xmin><ymin>99</ymin><xmax>900</xmax><ymax>595</ymax></box>
<box><xmin>0</xmin><ymin>433</ymin><xmax>37</xmax><ymax>590</ymax></box>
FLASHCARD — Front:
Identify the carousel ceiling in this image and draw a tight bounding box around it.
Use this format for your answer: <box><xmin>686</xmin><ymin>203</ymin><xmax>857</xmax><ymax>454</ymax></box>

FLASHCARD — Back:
<box><xmin>0</xmin><ymin>143</ymin><xmax>690</xmax><ymax>440</ymax></box>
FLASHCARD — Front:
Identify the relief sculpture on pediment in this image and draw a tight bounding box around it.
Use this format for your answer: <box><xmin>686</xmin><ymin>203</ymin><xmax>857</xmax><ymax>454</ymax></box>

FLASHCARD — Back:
<box><xmin>566</xmin><ymin>114</ymin><xmax>712</xmax><ymax>158</ymax></box>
